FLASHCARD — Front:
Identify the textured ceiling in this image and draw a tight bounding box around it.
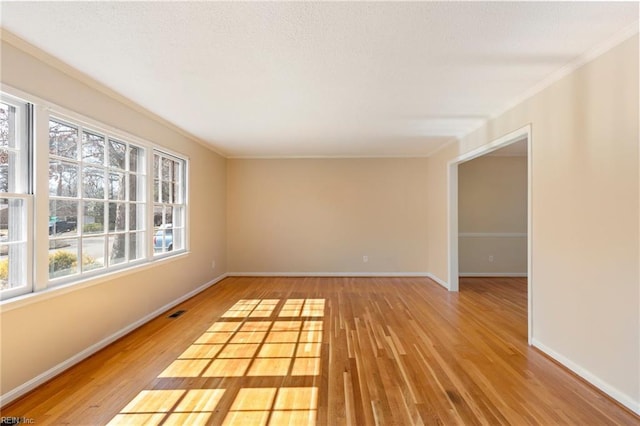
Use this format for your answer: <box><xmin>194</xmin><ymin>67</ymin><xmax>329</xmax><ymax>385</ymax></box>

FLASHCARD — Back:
<box><xmin>1</xmin><ymin>2</ymin><xmax>638</xmax><ymax>157</ymax></box>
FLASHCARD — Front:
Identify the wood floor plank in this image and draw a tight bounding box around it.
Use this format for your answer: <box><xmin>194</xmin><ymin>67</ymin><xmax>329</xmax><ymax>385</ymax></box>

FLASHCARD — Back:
<box><xmin>2</xmin><ymin>276</ymin><xmax>639</xmax><ymax>425</ymax></box>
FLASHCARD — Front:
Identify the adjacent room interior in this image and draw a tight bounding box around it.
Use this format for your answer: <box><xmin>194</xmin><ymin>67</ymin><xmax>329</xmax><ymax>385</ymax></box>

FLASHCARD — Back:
<box><xmin>0</xmin><ymin>2</ymin><xmax>638</xmax><ymax>424</ymax></box>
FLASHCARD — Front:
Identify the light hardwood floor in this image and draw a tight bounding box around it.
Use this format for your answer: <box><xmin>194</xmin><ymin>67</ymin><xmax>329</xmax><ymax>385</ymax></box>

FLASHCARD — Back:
<box><xmin>2</xmin><ymin>276</ymin><xmax>638</xmax><ymax>425</ymax></box>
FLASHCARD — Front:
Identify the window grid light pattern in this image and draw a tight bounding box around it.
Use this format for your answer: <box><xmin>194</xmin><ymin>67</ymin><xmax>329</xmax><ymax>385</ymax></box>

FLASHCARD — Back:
<box><xmin>108</xmin><ymin>297</ymin><xmax>325</xmax><ymax>426</ymax></box>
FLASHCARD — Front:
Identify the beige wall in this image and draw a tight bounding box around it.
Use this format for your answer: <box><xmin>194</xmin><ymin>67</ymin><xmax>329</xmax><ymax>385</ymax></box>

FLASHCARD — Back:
<box><xmin>458</xmin><ymin>156</ymin><xmax>527</xmax><ymax>275</ymax></box>
<box><xmin>428</xmin><ymin>35</ymin><xmax>639</xmax><ymax>408</ymax></box>
<box><xmin>227</xmin><ymin>158</ymin><xmax>429</xmax><ymax>273</ymax></box>
<box><xmin>0</xmin><ymin>37</ymin><xmax>227</xmax><ymax>397</ymax></box>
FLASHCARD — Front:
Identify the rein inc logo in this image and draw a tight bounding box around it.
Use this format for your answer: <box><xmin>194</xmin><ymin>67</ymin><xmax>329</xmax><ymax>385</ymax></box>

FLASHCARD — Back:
<box><xmin>0</xmin><ymin>417</ymin><xmax>35</xmax><ymax>425</ymax></box>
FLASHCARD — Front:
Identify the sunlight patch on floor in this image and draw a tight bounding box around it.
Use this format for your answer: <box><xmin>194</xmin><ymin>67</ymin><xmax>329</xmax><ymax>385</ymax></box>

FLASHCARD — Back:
<box><xmin>108</xmin><ymin>297</ymin><xmax>325</xmax><ymax>425</ymax></box>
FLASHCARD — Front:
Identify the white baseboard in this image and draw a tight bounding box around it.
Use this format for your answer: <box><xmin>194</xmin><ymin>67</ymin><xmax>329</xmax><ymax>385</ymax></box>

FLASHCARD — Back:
<box><xmin>426</xmin><ymin>273</ymin><xmax>449</xmax><ymax>289</ymax></box>
<box><xmin>0</xmin><ymin>273</ymin><xmax>229</xmax><ymax>407</ymax></box>
<box><xmin>531</xmin><ymin>338</ymin><xmax>640</xmax><ymax>415</ymax></box>
<box><xmin>459</xmin><ymin>272</ymin><xmax>528</xmax><ymax>277</ymax></box>
<box><xmin>227</xmin><ymin>271</ymin><xmax>431</xmax><ymax>278</ymax></box>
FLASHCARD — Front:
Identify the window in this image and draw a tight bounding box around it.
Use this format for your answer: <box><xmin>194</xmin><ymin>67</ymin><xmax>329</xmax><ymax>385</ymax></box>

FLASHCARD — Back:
<box><xmin>0</xmin><ymin>88</ymin><xmax>190</xmax><ymax>301</ymax></box>
<box><xmin>153</xmin><ymin>151</ymin><xmax>186</xmax><ymax>255</ymax></box>
<box><xmin>0</xmin><ymin>95</ymin><xmax>31</xmax><ymax>300</ymax></box>
<box><xmin>48</xmin><ymin>118</ymin><xmax>148</xmax><ymax>281</ymax></box>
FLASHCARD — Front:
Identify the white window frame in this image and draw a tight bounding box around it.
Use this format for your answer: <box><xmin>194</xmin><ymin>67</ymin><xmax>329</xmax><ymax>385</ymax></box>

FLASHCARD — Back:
<box><xmin>151</xmin><ymin>150</ymin><xmax>188</xmax><ymax>258</ymax></box>
<box><xmin>0</xmin><ymin>85</ymin><xmax>190</xmax><ymax>302</ymax></box>
<box><xmin>0</xmin><ymin>93</ymin><xmax>33</xmax><ymax>300</ymax></box>
<box><xmin>46</xmin><ymin>115</ymin><xmax>149</xmax><ymax>285</ymax></box>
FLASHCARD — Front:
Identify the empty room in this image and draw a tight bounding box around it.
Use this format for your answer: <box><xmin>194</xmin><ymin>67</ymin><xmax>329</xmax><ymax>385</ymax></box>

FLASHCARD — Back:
<box><xmin>0</xmin><ymin>2</ymin><xmax>638</xmax><ymax>425</ymax></box>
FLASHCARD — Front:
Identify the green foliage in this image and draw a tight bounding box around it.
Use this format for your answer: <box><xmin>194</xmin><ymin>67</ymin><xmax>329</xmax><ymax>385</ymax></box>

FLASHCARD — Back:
<box><xmin>49</xmin><ymin>250</ymin><xmax>77</xmax><ymax>271</ymax></box>
<box><xmin>82</xmin><ymin>254</ymin><xmax>99</xmax><ymax>271</ymax></box>
<box><xmin>83</xmin><ymin>223</ymin><xmax>104</xmax><ymax>233</ymax></box>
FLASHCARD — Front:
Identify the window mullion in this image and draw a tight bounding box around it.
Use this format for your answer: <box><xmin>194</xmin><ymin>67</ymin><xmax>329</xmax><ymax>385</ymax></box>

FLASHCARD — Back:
<box><xmin>34</xmin><ymin>104</ymin><xmax>50</xmax><ymax>291</ymax></box>
<box><xmin>146</xmin><ymin>148</ymin><xmax>155</xmax><ymax>260</ymax></box>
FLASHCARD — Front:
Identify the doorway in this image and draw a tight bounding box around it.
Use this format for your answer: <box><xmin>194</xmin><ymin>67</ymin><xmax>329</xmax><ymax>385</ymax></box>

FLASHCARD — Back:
<box><xmin>447</xmin><ymin>125</ymin><xmax>532</xmax><ymax>343</ymax></box>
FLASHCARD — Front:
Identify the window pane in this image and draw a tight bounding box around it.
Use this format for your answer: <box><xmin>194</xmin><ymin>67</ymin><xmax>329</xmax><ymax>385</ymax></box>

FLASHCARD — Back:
<box><xmin>109</xmin><ymin>202</ymin><xmax>126</xmax><ymax>232</ymax></box>
<box><xmin>0</xmin><ymin>243</ymin><xmax>25</xmax><ymax>291</ymax></box>
<box><xmin>153</xmin><ymin>204</ymin><xmax>172</xmax><ymax>227</ymax></box>
<box><xmin>154</xmin><ymin>155</ymin><xmax>160</xmax><ymax>179</ymax></box>
<box><xmin>0</xmin><ymin>102</ymin><xmax>16</xmax><ymax>148</ymax></box>
<box><xmin>171</xmin><ymin>205</ymin><xmax>184</xmax><ymax>228</ymax></box>
<box><xmin>0</xmin><ymin>148</ymin><xmax>16</xmax><ymax>193</ymax></box>
<box><xmin>154</xmin><ymin>178</ymin><xmax>160</xmax><ymax>202</ymax></box>
<box><xmin>109</xmin><ymin>139</ymin><xmax>126</xmax><ymax>169</ymax></box>
<box><xmin>83</xmin><ymin>201</ymin><xmax>105</xmax><ymax>234</ymax></box>
<box><xmin>49</xmin><ymin>200</ymin><xmax>78</xmax><ymax>236</ymax></box>
<box><xmin>129</xmin><ymin>173</ymin><xmax>144</xmax><ymax>201</ymax></box>
<box><xmin>0</xmin><ymin>198</ymin><xmax>26</xmax><ymax>291</ymax></box>
<box><xmin>0</xmin><ymin>246</ymin><xmax>7</xmax><ymax>290</ymax></box>
<box><xmin>82</xmin><ymin>236</ymin><xmax>104</xmax><ymax>272</ymax></box>
<box><xmin>109</xmin><ymin>235</ymin><xmax>126</xmax><ymax>266</ymax></box>
<box><xmin>162</xmin><ymin>158</ymin><xmax>172</xmax><ymax>181</ymax></box>
<box><xmin>49</xmin><ymin>120</ymin><xmax>78</xmax><ymax>159</ymax></box>
<box><xmin>129</xmin><ymin>202</ymin><xmax>144</xmax><ymax>231</ymax></box>
<box><xmin>129</xmin><ymin>145</ymin><xmax>143</xmax><ymax>173</ymax></box>
<box><xmin>49</xmin><ymin>240</ymin><xmax>79</xmax><ymax>279</ymax></box>
<box><xmin>49</xmin><ymin>161</ymin><xmax>79</xmax><ymax>197</ymax></box>
<box><xmin>1</xmin><ymin>198</ymin><xmax>25</xmax><ymax>242</ymax></box>
<box><xmin>153</xmin><ymin>226</ymin><xmax>173</xmax><ymax>254</ymax></box>
<box><xmin>130</xmin><ymin>232</ymin><xmax>144</xmax><ymax>261</ymax></box>
<box><xmin>82</xmin><ymin>131</ymin><xmax>105</xmax><ymax>165</ymax></box>
<box><xmin>108</xmin><ymin>172</ymin><xmax>126</xmax><ymax>200</ymax></box>
<box><xmin>171</xmin><ymin>228</ymin><xmax>184</xmax><ymax>252</ymax></box>
<box><xmin>83</xmin><ymin>166</ymin><xmax>105</xmax><ymax>199</ymax></box>
<box><xmin>161</xmin><ymin>181</ymin><xmax>171</xmax><ymax>203</ymax></box>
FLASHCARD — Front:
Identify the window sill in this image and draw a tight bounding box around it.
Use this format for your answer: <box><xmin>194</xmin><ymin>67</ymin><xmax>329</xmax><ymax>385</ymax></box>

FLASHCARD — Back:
<box><xmin>0</xmin><ymin>251</ymin><xmax>190</xmax><ymax>313</ymax></box>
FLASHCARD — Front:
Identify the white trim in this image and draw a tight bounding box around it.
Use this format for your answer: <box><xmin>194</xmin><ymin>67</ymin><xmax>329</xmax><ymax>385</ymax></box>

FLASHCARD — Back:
<box><xmin>447</xmin><ymin>160</ymin><xmax>459</xmax><ymax>292</ymax></box>
<box><xmin>227</xmin><ymin>272</ymin><xmax>431</xmax><ymax>278</ymax></box>
<box><xmin>226</xmin><ymin>154</ymin><xmax>433</xmax><ymax>160</ymax></box>
<box><xmin>226</xmin><ymin>138</ymin><xmax>458</xmax><ymax>160</ymax></box>
<box><xmin>459</xmin><ymin>272</ymin><xmax>527</xmax><ymax>278</ymax></box>
<box><xmin>0</xmin><ymin>252</ymin><xmax>189</xmax><ymax>312</ymax></box>
<box><xmin>447</xmin><ymin>124</ymin><xmax>533</xmax><ymax>344</ymax></box>
<box><xmin>459</xmin><ymin>232</ymin><xmax>527</xmax><ymax>238</ymax></box>
<box><xmin>532</xmin><ymin>338</ymin><xmax>640</xmax><ymax>416</ymax></box>
<box><xmin>0</xmin><ymin>272</ymin><xmax>229</xmax><ymax>407</ymax></box>
<box><xmin>455</xmin><ymin>126</ymin><xmax>529</xmax><ymax>164</ymax></box>
<box><xmin>426</xmin><ymin>273</ymin><xmax>449</xmax><ymax>290</ymax></box>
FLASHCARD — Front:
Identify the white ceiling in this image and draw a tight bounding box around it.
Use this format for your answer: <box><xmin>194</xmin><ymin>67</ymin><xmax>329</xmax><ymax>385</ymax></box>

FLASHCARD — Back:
<box><xmin>1</xmin><ymin>2</ymin><xmax>638</xmax><ymax>158</ymax></box>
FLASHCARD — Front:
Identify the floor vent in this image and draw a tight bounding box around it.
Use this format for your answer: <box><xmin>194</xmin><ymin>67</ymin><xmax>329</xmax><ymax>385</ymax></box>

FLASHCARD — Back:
<box><xmin>168</xmin><ymin>310</ymin><xmax>186</xmax><ymax>318</ymax></box>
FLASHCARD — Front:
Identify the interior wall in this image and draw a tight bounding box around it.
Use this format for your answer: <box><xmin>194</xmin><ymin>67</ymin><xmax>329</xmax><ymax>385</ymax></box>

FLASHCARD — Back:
<box><xmin>458</xmin><ymin>156</ymin><xmax>527</xmax><ymax>275</ymax></box>
<box><xmin>428</xmin><ymin>34</ymin><xmax>639</xmax><ymax>410</ymax></box>
<box><xmin>0</xmin><ymin>37</ymin><xmax>227</xmax><ymax>399</ymax></box>
<box><xmin>227</xmin><ymin>158</ymin><xmax>429</xmax><ymax>274</ymax></box>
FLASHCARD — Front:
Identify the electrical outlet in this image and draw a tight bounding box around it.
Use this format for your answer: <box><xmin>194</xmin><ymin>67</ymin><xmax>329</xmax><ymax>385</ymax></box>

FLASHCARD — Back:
<box><xmin>211</xmin><ymin>260</ymin><xmax>216</xmax><ymax>269</ymax></box>
<box><xmin>363</xmin><ymin>255</ymin><xmax>368</xmax><ymax>263</ymax></box>
<box><xmin>488</xmin><ymin>255</ymin><xmax>494</xmax><ymax>262</ymax></box>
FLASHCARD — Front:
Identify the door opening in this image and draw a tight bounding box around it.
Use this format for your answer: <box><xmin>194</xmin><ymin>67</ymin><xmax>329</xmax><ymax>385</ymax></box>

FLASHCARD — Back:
<box><xmin>447</xmin><ymin>125</ymin><xmax>532</xmax><ymax>343</ymax></box>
